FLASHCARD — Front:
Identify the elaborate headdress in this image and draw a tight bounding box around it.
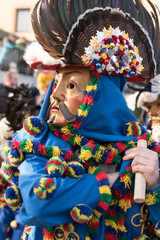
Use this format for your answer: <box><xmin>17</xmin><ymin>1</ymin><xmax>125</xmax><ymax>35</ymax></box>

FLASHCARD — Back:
<box><xmin>31</xmin><ymin>0</ymin><xmax>160</xmax><ymax>80</ymax></box>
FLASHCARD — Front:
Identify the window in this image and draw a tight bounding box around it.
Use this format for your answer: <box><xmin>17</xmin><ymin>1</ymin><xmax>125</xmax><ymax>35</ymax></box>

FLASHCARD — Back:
<box><xmin>16</xmin><ymin>9</ymin><xmax>30</xmax><ymax>32</ymax></box>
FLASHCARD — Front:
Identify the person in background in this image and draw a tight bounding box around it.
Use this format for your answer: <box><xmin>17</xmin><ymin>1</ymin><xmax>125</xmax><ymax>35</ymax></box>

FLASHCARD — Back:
<box><xmin>4</xmin><ymin>70</ymin><xmax>18</xmax><ymax>88</ymax></box>
<box><xmin>16</xmin><ymin>37</ymin><xmax>28</xmax><ymax>75</ymax></box>
<box><xmin>0</xmin><ymin>34</ymin><xmax>18</xmax><ymax>71</ymax></box>
<box><xmin>0</xmin><ymin>71</ymin><xmax>18</xmax><ymax>120</ymax></box>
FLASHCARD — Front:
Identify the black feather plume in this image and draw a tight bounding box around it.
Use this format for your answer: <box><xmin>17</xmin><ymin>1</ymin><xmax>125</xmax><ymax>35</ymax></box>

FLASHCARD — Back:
<box><xmin>4</xmin><ymin>84</ymin><xmax>38</xmax><ymax>134</ymax></box>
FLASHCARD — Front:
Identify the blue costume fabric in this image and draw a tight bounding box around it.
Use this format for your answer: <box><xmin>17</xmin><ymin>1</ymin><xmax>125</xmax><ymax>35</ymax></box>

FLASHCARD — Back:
<box><xmin>3</xmin><ymin>74</ymin><xmax>160</xmax><ymax>240</ymax></box>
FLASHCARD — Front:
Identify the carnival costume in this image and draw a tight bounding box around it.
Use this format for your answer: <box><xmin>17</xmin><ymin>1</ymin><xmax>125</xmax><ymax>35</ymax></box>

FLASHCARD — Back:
<box><xmin>2</xmin><ymin>1</ymin><xmax>160</xmax><ymax>240</ymax></box>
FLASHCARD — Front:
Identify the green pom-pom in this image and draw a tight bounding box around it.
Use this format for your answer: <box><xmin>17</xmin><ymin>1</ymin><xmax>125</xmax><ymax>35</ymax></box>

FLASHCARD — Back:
<box><xmin>67</xmin><ymin>161</ymin><xmax>85</xmax><ymax>178</ymax></box>
<box><xmin>47</xmin><ymin>156</ymin><xmax>67</xmax><ymax>177</ymax></box>
<box><xmin>23</xmin><ymin>116</ymin><xmax>43</xmax><ymax>136</ymax></box>
<box><xmin>5</xmin><ymin>186</ymin><xmax>22</xmax><ymax>211</ymax></box>
<box><xmin>33</xmin><ymin>177</ymin><xmax>56</xmax><ymax>199</ymax></box>
<box><xmin>70</xmin><ymin>204</ymin><xmax>93</xmax><ymax>223</ymax></box>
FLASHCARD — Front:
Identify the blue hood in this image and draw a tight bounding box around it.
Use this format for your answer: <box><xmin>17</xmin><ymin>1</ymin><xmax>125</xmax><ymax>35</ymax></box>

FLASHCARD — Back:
<box><xmin>76</xmin><ymin>74</ymin><xmax>143</xmax><ymax>142</ymax></box>
<box><xmin>39</xmin><ymin>74</ymin><xmax>146</xmax><ymax>143</ymax></box>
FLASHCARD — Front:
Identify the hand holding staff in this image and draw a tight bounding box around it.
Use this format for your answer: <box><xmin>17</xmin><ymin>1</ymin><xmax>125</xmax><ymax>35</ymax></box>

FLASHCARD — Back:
<box><xmin>133</xmin><ymin>139</ymin><xmax>147</xmax><ymax>203</ymax></box>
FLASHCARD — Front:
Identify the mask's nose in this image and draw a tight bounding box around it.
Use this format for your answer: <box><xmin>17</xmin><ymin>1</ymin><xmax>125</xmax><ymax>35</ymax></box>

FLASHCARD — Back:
<box><xmin>52</xmin><ymin>82</ymin><xmax>65</xmax><ymax>102</ymax></box>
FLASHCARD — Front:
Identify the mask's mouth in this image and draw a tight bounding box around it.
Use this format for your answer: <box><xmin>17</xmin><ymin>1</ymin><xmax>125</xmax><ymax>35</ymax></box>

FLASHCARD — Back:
<box><xmin>59</xmin><ymin>102</ymin><xmax>76</xmax><ymax>123</ymax></box>
<box><xmin>46</xmin><ymin>101</ymin><xmax>76</xmax><ymax>125</ymax></box>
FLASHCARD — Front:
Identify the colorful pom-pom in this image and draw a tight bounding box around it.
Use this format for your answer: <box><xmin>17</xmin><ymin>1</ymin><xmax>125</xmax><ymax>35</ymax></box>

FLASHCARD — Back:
<box><xmin>67</xmin><ymin>161</ymin><xmax>85</xmax><ymax>178</ymax></box>
<box><xmin>10</xmin><ymin>220</ymin><xmax>18</xmax><ymax>229</ymax></box>
<box><xmin>2</xmin><ymin>159</ymin><xmax>14</xmax><ymax>180</ymax></box>
<box><xmin>70</xmin><ymin>204</ymin><xmax>93</xmax><ymax>223</ymax></box>
<box><xmin>23</xmin><ymin>116</ymin><xmax>43</xmax><ymax>136</ymax></box>
<box><xmin>33</xmin><ymin>177</ymin><xmax>56</xmax><ymax>199</ymax></box>
<box><xmin>9</xmin><ymin>148</ymin><xmax>24</xmax><ymax>167</ymax></box>
<box><xmin>47</xmin><ymin>156</ymin><xmax>67</xmax><ymax>177</ymax></box>
<box><xmin>5</xmin><ymin>186</ymin><xmax>22</xmax><ymax>211</ymax></box>
<box><xmin>122</xmin><ymin>121</ymin><xmax>142</xmax><ymax>137</ymax></box>
<box><xmin>155</xmin><ymin>221</ymin><xmax>160</xmax><ymax>237</ymax></box>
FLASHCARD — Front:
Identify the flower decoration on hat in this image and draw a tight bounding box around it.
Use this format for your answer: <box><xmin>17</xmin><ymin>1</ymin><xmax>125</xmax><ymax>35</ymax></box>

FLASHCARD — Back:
<box><xmin>82</xmin><ymin>26</ymin><xmax>144</xmax><ymax>77</ymax></box>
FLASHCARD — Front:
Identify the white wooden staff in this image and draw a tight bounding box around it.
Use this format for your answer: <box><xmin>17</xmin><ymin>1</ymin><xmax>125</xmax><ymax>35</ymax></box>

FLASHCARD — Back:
<box><xmin>133</xmin><ymin>139</ymin><xmax>147</xmax><ymax>203</ymax></box>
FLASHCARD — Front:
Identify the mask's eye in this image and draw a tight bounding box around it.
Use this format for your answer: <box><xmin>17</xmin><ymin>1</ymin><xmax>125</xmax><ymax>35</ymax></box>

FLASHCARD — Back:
<box><xmin>147</xmin><ymin>104</ymin><xmax>151</xmax><ymax>110</ymax></box>
<box><xmin>67</xmin><ymin>82</ymin><xmax>75</xmax><ymax>90</ymax></box>
<box><xmin>53</xmin><ymin>81</ymin><xmax>58</xmax><ymax>89</ymax></box>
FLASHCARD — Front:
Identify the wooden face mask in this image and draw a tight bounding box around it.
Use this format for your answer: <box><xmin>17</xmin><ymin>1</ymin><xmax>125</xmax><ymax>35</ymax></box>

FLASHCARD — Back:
<box><xmin>47</xmin><ymin>66</ymin><xmax>90</xmax><ymax>127</ymax></box>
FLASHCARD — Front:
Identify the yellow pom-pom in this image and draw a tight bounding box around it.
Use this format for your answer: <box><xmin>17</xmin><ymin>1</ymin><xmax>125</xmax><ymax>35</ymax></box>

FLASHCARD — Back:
<box><xmin>10</xmin><ymin>220</ymin><xmax>18</xmax><ymax>229</ymax></box>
